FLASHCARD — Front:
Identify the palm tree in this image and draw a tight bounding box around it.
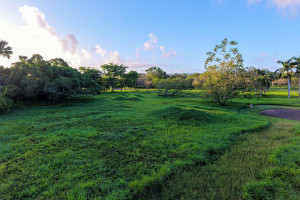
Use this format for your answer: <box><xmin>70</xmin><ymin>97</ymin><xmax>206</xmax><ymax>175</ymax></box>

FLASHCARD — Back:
<box><xmin>276</xmin><ymin>58</ymin><xmax>294</xmax><ymax>98</ymax></box>
<box><xmin>0</xmin><ymin>40</ymin><xmax>13</xmax><ymax>59</ymax></box>
<box><xmin>0</xmin><ymin>40</ymin><xmax>13</xmax><ymax>93</ymax></box>
<box><xmin>290</xmin><ymin>56</ymin><xmax>300</xmax><ymax>98</ymax></box>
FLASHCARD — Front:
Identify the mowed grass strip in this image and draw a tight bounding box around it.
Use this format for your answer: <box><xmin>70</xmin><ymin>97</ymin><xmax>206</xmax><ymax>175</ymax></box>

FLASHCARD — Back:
<box><xmin>0</xmin><ymin>91</ymin><xmax>268</xmax><ymax>200</ymax></box>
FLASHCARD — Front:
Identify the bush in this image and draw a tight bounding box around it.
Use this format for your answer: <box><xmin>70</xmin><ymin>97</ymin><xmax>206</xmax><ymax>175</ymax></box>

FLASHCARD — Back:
<box><xmin>156</xmin><ymin>78</ymin><xmax>189</xmax><ymax>96</ymax></box>
<box><xmin>2</xmin><ymin>55</ymin><xmax>101</xmax><ymax>101</ymax></box>
<box><xmin>0</xmin><ymin>94</ymin><xmax>13</xmax><ymax>113</ymax></box>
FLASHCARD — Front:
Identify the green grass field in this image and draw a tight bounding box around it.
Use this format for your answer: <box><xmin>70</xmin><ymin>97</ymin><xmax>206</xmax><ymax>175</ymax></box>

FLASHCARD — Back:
<box><xmin>0</xmin><ymin>89</ymin><xmax>299</xmax><ymax>199</ymax></box>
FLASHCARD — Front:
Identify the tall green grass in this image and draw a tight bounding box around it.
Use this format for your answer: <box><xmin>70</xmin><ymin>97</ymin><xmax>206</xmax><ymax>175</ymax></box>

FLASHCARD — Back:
<box><xmin>141</xmin><ymin>111</ymin><xmax>300</xmax><ymax>200</ymax></box>
<box><xmin>0</xmin><ymin>91</ymin><xmax>268</xmax><ymax>199</ymax></box>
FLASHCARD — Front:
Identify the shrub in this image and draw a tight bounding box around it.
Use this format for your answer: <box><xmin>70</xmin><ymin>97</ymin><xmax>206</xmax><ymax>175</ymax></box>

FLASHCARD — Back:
<box><xmin>156</xmin><ymin>78</ymin><xmax>189</xmax><ymax>96</ymax></box>
<box><xmin>0</xmin><ymin>93</ymin><xmax>13</xmax><ymax>113</ymax></box>
<box><xmin>202</xmin><ymin>38</ymin><xmax>250</xmax><ymax>105</ymax></box>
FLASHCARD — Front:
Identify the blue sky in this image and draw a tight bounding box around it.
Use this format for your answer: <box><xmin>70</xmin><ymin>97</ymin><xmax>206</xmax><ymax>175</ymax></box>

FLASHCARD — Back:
<box><xmin>0</xmin><ymin>0</ymin><xmax>300</xmax><ymax>73</ymax></box>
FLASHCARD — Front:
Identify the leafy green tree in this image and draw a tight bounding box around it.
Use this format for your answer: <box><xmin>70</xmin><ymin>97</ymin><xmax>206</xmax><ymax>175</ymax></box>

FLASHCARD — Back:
<box><xmin>79</xmin><ymin>67</ymin><xmax>102</xmax><ymax>84</ymax></box>
<box><xmin>49</xmin><ymin>58</ymin><xmax>70</xmax><ymax>67</ymax></box>
<box><xmin>145</xmin><ymin>67</ymin><xmax>167</xmax><ymax>85</ymax></box>
<box><xmin>0</xmin><ymin>40</ymin><xmax>13</xmax><ymax>94</ymax></box>
<box><xmin>0</xmin><ymin>52</ymin><xmax>13</xmax><ymax>112</ymax></box>
<box><xmin>248</xmin><ymin>68</ymin><xmax>272</xmax><ymax>97</ymax></box>
<box><xmin>4</xmin><ymin>55</ymin><xmax>100</xmax><ymax>100</ymax></box>
<box><xmin>124</xmin><ymin>71</ymin><xmax>138</xmax><ymax>87</ymax></box>
<box><xmin>0</xmin><ymin>87</ymin><xmax>13</xmax><ymax>113</ymax></box>
<box><xmin>276</xmin><ymin>58</ymin><xmax>294</xmax><ymax>98</ymax></box>
<box><xmin>101</xmin><ymin>63</ymin><xmax>127</xmax><ymax>91</ymax></box>
<box><xmin>156</xmin><ymin>78</ymin><xmax>189</xmax><ymax>96</ymax></box>
<box><xmin>202</xmin><ymin>38</ymin><xmax>247</xmax><ymax>105</ymax></box>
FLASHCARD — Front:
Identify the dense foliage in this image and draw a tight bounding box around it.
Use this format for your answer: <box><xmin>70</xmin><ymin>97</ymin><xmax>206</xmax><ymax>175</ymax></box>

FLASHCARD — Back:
<box><xmin>101</xmin><ymin>63</ymin><xmax>127</xmax><ymax>91</ymax></box>
<box><xmin>247</xmin><ymin>68</ymin><xmax>273</xmax><ymax>97</ymax></box>
<box><xmin>145</xmin><ymin>67</ymin><xmax>167</xmax><ymax>85</ymax></box>
<box><xmin>201</xmin><ymin>38</ymin><xmax>248</xmax><ymax>105</ymax></box>
<box><xmin>0</xmin><ymin>88</ymin><xmax>13</xmax><ymax>113</ymax></box>
<box><xmin>156</xmin><ymin>78</ymin><xmax>189</xmax><ymax>96</ymax></box>
<box><xmin>0</xmin><ymin>55</ymin><xmax>101</xmax><ymax>101</ymax></box>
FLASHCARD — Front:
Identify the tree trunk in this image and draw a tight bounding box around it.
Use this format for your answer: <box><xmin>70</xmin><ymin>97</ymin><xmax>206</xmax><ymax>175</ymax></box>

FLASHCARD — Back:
<box><xmin>288</xmin><ymin>78</ymin><xmax>291</xmax><ymax>98</ymax></box>
<box><xmin>299</xmin><ymin>74</ymin><xmax>300</xmax><ymax>98</ymax></box>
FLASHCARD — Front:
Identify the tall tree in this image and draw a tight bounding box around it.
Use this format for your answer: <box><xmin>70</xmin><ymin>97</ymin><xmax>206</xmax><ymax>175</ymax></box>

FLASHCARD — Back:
<box><xmin>290</xmin><ymin>56</ymin><xmax>300</xmax><ymax>98</ymax></box>
<box><xmin>101</xmin><ymin>63</ymin><xmax>127</xmax><ymax>91</ymax></box>
<box><xmin>276</xmin><ymin>58</ymin><xmax>294</xmax><ymax>98</ymax></box>
<box><xmin>145</xmin><ymin>67</ymin><xmax>167</xmax><ymax>85</ymax></box>
<box><xmin>0</xmin><ymin>40</ymin><xmax>13</xmax><ymax>93</ymax></box>
<box><xmin>124</xmin><ymin>71</ymin><xmax>138</xmax><ymax>87</ymax></box>
<box><xmin>202</xmin><ymin>38</ymin><xmax>246</xmax><ymax>105</ymax></box>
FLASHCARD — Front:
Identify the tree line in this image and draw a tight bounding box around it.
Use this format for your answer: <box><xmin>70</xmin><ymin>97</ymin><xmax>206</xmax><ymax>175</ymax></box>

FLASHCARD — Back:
<box><xmin>1</xmin><ymin>38</ymin><xmax>298</xmax><ymax>109</ymax></box>
<box><xmin>0</xmin><ymin>40</ymin><xmax>140</xmax><ymax>112</ymax></box>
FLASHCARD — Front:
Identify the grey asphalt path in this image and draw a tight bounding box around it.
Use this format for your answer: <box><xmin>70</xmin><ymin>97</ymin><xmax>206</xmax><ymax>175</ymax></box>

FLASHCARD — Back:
<box><xmin>260</xmin><ymin>108</ymin><xmax>300</xmax><ymax>121</ymax></box>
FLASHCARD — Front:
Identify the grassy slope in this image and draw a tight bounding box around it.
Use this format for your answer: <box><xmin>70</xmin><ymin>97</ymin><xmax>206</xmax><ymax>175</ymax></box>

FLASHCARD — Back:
<box><xmin>141</xmin><ymin>108</ymin><xmax>300</xmax><ymax>199</ymax></box>
<box><xmin>142</xmin><ymin>89</ymin><xmax>300</xmax><ymax>200</ymax></box>
<box><xmin>0</xmin><ymin>91</ymin><xmax>268</xmax><ymax>200</ymax></box>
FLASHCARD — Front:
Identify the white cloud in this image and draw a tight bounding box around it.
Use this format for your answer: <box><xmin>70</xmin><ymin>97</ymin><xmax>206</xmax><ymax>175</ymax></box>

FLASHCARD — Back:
<box><xmin>0</xmin><ymin>5</ymin><xmax>176</xmax><ymax>72</ymax></box>
<box><xmin>19</xmin><ymin>5</ymin><xmax>56</xmax><ymax>36</ymax></box>
<box><xmin>0</xmin><ymin>5</ymin><xmax>88</xmax><ymax>67</ymax></box>
<box><xmin>160</xmin><ymin>45</ymin><xmax>177</xmax><ymax>58</ymax></box>
<box><xmin>104</xmin><ymin>51</ymin><xmax>124</xmax><ymax>64</ymax></box>
<box><xmin>94</xmin><ymin>45</ymin><xmax>107</xmax><ymax>58</ymax></box>
<box><xmin>143</xmin><ymin>33</ymin><xmax>158</xmax><ymax>51</ymax></box>
<box><xmin>271</xmin><ymin>0</ymin><xmax>300</xmax><ymax>15</ymax></box>
<box><xmin>247</xmin><ymin>0</ymin><xmax>300</xmax><ymax>15</ymax></box>
<box><xmin>247</xmin><ymin>0</ymin><xmax>262</xmax><ymax>5</ymax></box>
<box><xmin>81</xmin><ymin>48</ymin><xmax>91</xmax><ymax>59</ymax></box>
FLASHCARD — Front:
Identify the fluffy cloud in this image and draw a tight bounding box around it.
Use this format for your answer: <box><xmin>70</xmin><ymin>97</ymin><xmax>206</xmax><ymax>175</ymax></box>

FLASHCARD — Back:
<box><xmin>141</xmin><ymin>33</ymin><xmax>177</xmax><ymax>59</ymax></box>
<box><xmin>0</xmin><ymin>5</ymin><xmax>176</xmax><ymax>71</ymax></box>
<box><xmin>94</xmin><ymin>45</ymin><xmax>107</xmax><ymax>58</ymax></box>
<box><xmin>81</xmin><ymin>48</ymin><xmax>91</xmax><ymax>59</ymax></box>
<box><xmin>247</xmin><ymin>0</ymin><xmax>300</xmax><ymax>15</ymax></box>
<box><xmin>247</xmin><ymin>0</ymin><xmax>262</xmax><ymax>4</ymax></box>
<box><xmin>0</xmin><ymin>5</ymin><xmax>90</xmax><ymax>67</ymax></box>
<box><xmin>159</xmin><ymin>46</ymin><xmax>177</xmax><ymax>58</ymax></box>
<box><xmin>143</xmin><ymin>33</ymin><xmax>158</xmax><ymax>51</ymax></box>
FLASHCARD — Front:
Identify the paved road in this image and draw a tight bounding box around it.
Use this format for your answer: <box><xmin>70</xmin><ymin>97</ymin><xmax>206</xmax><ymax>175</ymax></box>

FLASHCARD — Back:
<box><xmin>260</xmin><ymin>108</ymin><xmax>300</xmax><ymax>121</ymax></box>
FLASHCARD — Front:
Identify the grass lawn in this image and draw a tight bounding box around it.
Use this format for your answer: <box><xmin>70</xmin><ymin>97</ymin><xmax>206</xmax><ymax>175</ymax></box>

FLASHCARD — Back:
<box><xmin>0</xmin><ymin>88</ymin><xmax>299</xmax><ymax>199</ymax></box>
<box><xmin>141</xmin><ymin>107</ymin><xmax>300</xmax><ymax>199</ymax></box>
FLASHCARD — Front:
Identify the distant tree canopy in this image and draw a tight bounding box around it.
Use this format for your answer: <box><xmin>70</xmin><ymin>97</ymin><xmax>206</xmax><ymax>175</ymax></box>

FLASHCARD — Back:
<box><xmin>101</xmin><ymin>63</ymin><xmax>127</xmax><ymax>91</ymax></box>
<box><xmin>156</xmin><ymin>78</ymin><xmax>189</xmax><ymax>96</ymax></box>
<box><xmin>247</xmin><ymin>68</ymin><xmax>273</xmax><ymax>96</ymax></box>
<box><xmin>1</xmin><ymin>54</ymin><xmax>101</xmax><ymax>100</ymax></box>
<box><xmin>123</xmin><ymin>71</ymin><xmax>139</xmax><ymax>87</ymax></box>
<box><xmin>145</xmin><ymin>67</ymin><xmax>167</xmax><ymax>85</ymax></box>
